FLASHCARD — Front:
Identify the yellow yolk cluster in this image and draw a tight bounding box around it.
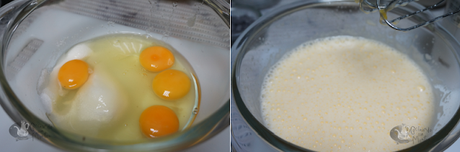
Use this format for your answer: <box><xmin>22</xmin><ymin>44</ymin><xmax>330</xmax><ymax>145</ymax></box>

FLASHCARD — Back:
<box><xmin>138</xmin><ymin>46</ymin><xmax>191</xmax><ymax>138</ymax></box>
<box><xmin>56</xmin><ymin>45</ymin><xmax>191</xmax><ymax>139</ymax></box>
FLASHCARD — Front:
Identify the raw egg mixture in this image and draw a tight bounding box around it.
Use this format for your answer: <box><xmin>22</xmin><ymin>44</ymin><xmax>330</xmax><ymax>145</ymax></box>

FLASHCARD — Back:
<box><xmin>261</xmin><ymin>36</ymin><xmax>435</xmax><ymax>151</ymax></box>
<box><xmin>39</xmin><ymin>34</ymin><xmax>199</xmax><ymax>142</ymax></box>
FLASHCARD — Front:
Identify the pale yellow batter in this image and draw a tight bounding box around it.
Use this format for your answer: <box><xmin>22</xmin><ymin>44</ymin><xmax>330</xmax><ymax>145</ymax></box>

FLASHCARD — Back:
<box><xmin>261</xmin><ymin>36</ymin><xmax>435</xmax><ymax>151</ymax></box>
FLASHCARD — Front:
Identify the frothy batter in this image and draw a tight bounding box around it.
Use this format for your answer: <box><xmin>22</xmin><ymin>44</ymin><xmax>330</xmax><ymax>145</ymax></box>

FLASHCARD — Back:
<box><xmin>261</xmin><ymin>36</ymin><xmax>435</xmax><ymax>151</ymax></box>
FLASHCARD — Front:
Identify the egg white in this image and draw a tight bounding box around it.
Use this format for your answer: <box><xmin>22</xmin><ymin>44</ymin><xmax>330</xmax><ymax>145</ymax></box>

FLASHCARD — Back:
<box><xmin>40</xmin><ymin>43</ymin><xmax>128</xmax><ymax>135</ymax></box>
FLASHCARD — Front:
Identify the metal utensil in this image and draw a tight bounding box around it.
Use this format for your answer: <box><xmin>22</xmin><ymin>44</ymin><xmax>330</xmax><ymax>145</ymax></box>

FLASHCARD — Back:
<box><xmin>359</xmin><ymin>0</ymin><xmax>460</xmax><ymax>31</ymax></box>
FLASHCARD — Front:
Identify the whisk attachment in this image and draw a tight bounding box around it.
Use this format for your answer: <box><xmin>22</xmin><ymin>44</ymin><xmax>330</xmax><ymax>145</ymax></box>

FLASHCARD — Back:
<box><xmin>359</xmin><ymin>0</ymin><xmax>460</xmax><ymax>31</ymax></box>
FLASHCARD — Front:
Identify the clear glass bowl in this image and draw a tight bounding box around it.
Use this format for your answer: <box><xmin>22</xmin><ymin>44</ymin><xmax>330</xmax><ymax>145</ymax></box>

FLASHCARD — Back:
<box><xmin>0</xmin><ymin>0</ymin><xmax>229</xmax><ymax>151</ymax></box>
<box><xmin>232</xmin><ymin>0</ymin><xmax>460</xmax><ymax>151</ymax></box>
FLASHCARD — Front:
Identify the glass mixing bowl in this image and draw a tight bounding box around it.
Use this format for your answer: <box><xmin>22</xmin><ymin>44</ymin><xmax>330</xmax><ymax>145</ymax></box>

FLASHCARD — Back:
<box><xmin>0</xmin><ymin>0</ymin><xmax>229</xmax><ymax>151</ymax></box>
<box><xmin>232</xmin><ymin>0</ymin><xmax>460</xmax><ymax>151</ymax></box>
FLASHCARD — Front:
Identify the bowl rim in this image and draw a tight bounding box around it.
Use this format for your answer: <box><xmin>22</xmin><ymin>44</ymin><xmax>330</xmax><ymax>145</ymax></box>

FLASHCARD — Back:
<box><xmin>231</xmin><ymin>0</ymin><xmax>460</xmax><ymax>151</ymax></box>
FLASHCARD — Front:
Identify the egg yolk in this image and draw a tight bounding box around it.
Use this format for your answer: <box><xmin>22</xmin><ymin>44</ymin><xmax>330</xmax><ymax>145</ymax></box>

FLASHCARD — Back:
<box><xmin>152</xmin><ymin>69</ymin><xmax>191</xmax><ymax>100</ymax></box>
<box><xmin>58</xmin><ymin>59</ymin><xmax>89</xmax><ymax>89</ymax></box>
<box><xmin>139</xmin><ymin>46</ymin><xmax>175</xmax><ymax>72</ymax></box>
<box><xmin>139</xmin><ymin>105</ymin><xmax>179</xmax><ymax>138</ymax></box>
